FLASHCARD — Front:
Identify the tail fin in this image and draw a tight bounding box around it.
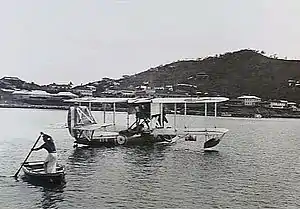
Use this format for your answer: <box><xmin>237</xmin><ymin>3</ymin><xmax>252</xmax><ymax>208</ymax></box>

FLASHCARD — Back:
<box><xmin>67</xmin><ymin>106</ymin><xmax>97</xmax><ymax>139</ymax></box>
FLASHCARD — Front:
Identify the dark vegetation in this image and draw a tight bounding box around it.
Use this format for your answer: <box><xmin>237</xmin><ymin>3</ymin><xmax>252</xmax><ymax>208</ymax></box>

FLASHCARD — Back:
<box><xmin>117</xmin><ymin>49</ymin><xmax>300</xmax><ymax>102</ymax></box>
<box><xmin>2</xmin><ymin>49</ymin><xmax>300</xmax><ymax>103</ymax></box>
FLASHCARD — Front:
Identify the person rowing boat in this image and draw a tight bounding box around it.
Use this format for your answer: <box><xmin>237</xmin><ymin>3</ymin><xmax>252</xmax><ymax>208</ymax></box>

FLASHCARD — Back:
<box><xmin>32</xmin><ymin>132</ymin><xmax>57</xmax><ymax>173</ymax></box>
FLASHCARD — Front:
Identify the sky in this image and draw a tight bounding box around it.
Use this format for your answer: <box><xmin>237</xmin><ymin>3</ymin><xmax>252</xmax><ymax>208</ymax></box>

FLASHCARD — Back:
<box><xmin>0</xmin><ymin>0</ymin><xmax>300</xmax><ymax>85</ymax></box>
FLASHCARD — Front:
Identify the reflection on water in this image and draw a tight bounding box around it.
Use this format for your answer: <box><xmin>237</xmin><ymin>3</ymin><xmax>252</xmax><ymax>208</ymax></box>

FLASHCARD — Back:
<box><xmin>204</xmin><ymin>149</ymin><xmax>219</xmax><ymax>154</ymax></box>
<box><xmin>1</xmin><ymin>109</ymin><xmax>300</xmax><ymax>208</ymax></box>
<box><xmin>68</xmin><ymin>146</ymin><xmax>100</xmax><ymax>163</ymax></box>
<box><xmin>40</xmin><ymin>187</ymin><xmax>65</xmax><ymax>209</ymax></box>
<box><xmin>124</xmin><ymin>144</ymin><xmax>168</xmax><ymax>164</ymax></box>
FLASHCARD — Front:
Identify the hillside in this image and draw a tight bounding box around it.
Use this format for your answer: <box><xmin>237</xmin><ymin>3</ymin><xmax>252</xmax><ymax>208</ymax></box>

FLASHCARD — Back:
<box><xmin>0</xmin><ymin>76</ymin><xmax>41</xmax><ymax>90</ymax></box>
<box><xmin>2</xmin><ymin>49</ymin><xmax>300</xmax><ymax>103</ymax></box>
<box><xmin>117</xmin><ymin>49</ymin><xmax>300</xmax><ymax>102</ymax></box>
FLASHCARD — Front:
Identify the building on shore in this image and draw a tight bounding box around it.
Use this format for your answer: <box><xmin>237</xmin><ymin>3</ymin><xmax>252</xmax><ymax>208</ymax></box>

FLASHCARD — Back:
<box><xmin>237</xmin><ymin>95</ymin><xmax>261</xmax><ymax>106</ymax></box>
<box><xmin>72</xmin><ymin>85</ymin><xmax>96</xmax><ymax>97</ymax></box>
<box><xmin>1</xmin><ymin>89</ymin><xmax>78</xmax><ymax>105</ymax></box>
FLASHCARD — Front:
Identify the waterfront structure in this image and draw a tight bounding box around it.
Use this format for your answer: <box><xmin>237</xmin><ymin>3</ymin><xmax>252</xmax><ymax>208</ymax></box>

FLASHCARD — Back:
<box><xmin>238</xmin><ymin>95</ymin><xmax>261</xmax><ymax>106</ymax></box>
<box><xmin>8</xmin><ymin>90</ymin><xmax>78</xmax><ymax>105</ymax></box>
<box><xmin>269</xmin><ymin>100</ymin><xmax>288</xmax><ymax>109</ymax></box>
<box><xmin>72</xmin><ymin>85</ymin><xmax>96</xmax><ymax>97</ymax></box>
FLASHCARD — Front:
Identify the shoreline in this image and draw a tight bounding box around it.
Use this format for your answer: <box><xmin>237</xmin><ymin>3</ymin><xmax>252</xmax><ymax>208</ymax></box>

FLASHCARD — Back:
<box><xmin>0</xmin><ymin>103</ymin><xmax>70</xmax><ymax>110</ymax></box>
<box><xmin>0</xmin><ymin>103</ymin><xmax>126</xmax><ymax>112</ymax></box>
<box><xmin>1</xmin><ymin>103</ymin><xmax>300</xmax><ymax>119</ymax></box>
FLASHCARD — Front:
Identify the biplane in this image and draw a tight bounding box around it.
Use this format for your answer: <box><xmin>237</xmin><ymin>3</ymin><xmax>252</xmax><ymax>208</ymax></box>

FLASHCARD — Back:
<box><xmin>64</xmin><ymin>96</ymin><xmax>229</xmax><ymax>149</ymax></box>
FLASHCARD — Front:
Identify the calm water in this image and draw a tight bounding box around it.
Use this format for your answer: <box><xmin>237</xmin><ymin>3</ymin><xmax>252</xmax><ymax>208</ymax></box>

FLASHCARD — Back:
<box><xmin>0</xmin><ymin>108</ymin><xmax>300</xmax><ymax>209</ymax></box>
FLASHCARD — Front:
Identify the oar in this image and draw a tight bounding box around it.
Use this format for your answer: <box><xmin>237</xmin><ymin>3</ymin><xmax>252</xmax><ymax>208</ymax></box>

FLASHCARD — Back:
<box><xmin>14</xmin><ymin>133</ymin><xmax>42</xmax><ymax>178</ymax></box>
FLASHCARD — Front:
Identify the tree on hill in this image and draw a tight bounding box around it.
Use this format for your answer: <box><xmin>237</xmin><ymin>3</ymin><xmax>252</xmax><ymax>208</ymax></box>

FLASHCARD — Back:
<box><xmin>118</xmin><ymin>49</ymin><xmax>300</xmax><ymax>102</ymax></box>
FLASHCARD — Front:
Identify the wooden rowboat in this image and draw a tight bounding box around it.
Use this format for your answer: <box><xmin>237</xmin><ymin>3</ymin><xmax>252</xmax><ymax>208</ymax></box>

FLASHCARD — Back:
<box><xmin>22</xmin><ymin>161</ymin><xmax>66</xmax><ymax>186</ymax></box>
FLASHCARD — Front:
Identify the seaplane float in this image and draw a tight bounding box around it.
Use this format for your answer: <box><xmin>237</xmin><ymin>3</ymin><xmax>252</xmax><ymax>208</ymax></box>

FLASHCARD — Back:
<box><xmin>64</xmin><ymin>97</ymin><xmax>229</xmax><ymax>149</ymax></box>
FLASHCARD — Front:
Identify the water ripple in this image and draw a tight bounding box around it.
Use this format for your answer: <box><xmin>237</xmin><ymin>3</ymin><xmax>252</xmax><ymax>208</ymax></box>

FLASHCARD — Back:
<box><xmin>1</xmin><ymin>110</ymin><xmax>300</xmax><ymax>208</ymax></box>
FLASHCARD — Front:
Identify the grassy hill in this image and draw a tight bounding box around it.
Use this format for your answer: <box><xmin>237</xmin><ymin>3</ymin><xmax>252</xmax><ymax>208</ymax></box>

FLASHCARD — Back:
<box><xmin>118</xmin><ymin>49</ymin><xmax>300</xmax><ymax>102</ymax></box>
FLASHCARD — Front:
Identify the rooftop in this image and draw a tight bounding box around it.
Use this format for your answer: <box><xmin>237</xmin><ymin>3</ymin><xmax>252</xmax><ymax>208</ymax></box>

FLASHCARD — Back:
<box><xmin>238</xmin><ymin>95</ymin><xmax>261</xmax><ymax>100</ymax></box>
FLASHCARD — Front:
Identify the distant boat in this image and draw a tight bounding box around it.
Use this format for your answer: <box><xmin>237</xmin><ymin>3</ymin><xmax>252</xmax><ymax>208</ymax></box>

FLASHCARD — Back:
<box><xmin>254</xmin><ymin>114</ymin><xmax>262</xmax><ymax>118</ymax></box>
<box><xmin>22</xmin><ymin>161</ymin><xmax>66</xmax><ymax>186</ymax></box>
